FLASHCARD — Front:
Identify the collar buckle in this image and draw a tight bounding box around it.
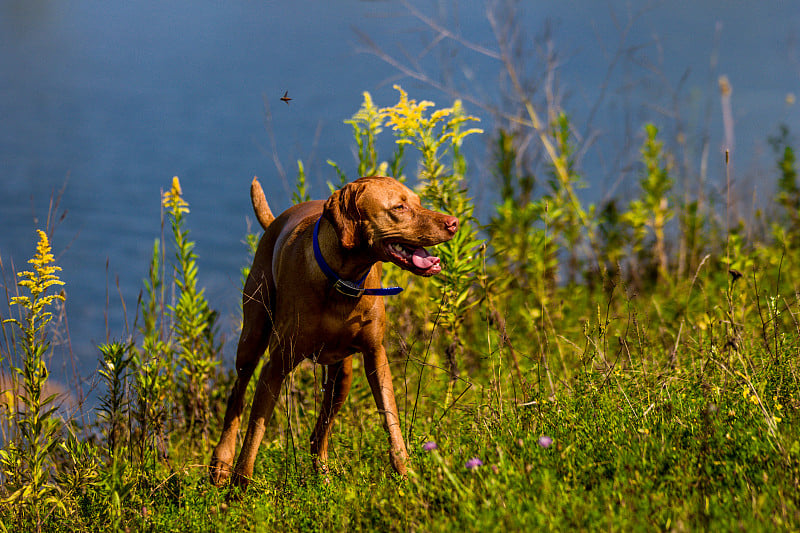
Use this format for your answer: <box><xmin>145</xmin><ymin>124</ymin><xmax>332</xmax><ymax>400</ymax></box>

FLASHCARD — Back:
<box><xmin>333</xmin><ymin>279</ymin><xmax>366</xmax><ymax>298</ymax></box>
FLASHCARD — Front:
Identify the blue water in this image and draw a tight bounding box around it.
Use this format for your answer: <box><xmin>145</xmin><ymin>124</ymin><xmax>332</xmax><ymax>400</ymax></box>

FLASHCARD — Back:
<box><xmin>1</xmin><ymin>0</ymin><xmax>798</xmax><ymax>400</ymax></box>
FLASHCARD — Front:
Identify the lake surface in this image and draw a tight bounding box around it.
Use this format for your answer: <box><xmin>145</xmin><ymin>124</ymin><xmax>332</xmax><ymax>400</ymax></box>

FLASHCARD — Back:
<box><xmin>1</xmin><ymin>0</ymin><xmax>798</xmax><ymax>402</ymax></box>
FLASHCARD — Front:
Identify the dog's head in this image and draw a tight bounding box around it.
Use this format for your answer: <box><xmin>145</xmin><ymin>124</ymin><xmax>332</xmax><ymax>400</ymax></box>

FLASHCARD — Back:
<box><xmin>323</xmin><ymin>176</ymin><xmax>458</xmax><ymax>276</ymax></box>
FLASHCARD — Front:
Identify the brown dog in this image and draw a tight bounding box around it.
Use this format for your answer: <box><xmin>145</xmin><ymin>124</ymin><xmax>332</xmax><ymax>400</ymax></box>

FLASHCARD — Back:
<box><xmin>210</xmin><ymin>176</ymin><xmax>458</xmax><ymax>487</ymax></box>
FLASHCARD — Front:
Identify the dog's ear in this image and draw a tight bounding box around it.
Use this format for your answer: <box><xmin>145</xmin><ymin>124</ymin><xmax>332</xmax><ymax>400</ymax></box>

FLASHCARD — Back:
<box><xmin>323</xmin><ymin>182</ymin><xmax>363</xmax><ymax>249</ymax></box>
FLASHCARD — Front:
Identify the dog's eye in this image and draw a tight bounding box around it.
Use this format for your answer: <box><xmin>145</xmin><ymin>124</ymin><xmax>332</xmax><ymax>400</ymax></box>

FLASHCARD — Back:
<box><xmin>392</xmin><ymin>203</ymin><xmax>407</xmax><ymax>212</ymax></box>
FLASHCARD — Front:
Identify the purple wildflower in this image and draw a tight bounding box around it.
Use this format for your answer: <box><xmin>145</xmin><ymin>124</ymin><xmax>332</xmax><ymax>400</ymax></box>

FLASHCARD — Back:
<box><xmin>422</xmin><ymin>441</ymin><xmax>438</xmax><ymax>452</ymax></box>
<box><xmin>538</xmin><ymin>435</ymin><xmax>553</xmax><ymax>448</ymax></box>
<box><xmin>465</xmin><ymin>457</ymin><xmax>483</xmax><ymax>470</ymax></box>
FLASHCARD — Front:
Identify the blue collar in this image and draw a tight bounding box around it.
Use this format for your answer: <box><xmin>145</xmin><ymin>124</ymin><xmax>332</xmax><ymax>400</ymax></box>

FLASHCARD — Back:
<box><xmin>313</xmin><ymin>216</ymin><xmax>403</xmax><ymax>297</ymax></box>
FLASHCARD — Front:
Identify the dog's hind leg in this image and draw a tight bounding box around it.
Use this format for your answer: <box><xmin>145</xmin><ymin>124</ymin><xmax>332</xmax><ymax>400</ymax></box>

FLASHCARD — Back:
<box><xmin>230</xmin><ymin>337</ymin><xmax>302</xmax><ymax>488</ymax></box>
<box><xmin>309</xmin><ymin>356</ymin><xmax>354</xmax><ymax>474</ymax></box>
<box><xmin>210</xmin><ymin>278</ymin><xmax>272</xmax><ymax>486</ymax></box>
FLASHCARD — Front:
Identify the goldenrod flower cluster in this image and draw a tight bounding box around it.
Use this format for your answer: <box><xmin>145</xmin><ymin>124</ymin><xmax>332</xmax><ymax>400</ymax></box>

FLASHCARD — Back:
<box><xmin>380</xmin><ymin>85</ymin><xmax>483</xmax><ymax>152</ymax></box>
<box><xmin>162</xmin><ymin>176</ymin><xmax>189</xmax><ymax>214</ymax></box>
<box><xmin>8</xmin><ymin>229</ymin><xmax>65</xmax><ymax>330</ymax></box>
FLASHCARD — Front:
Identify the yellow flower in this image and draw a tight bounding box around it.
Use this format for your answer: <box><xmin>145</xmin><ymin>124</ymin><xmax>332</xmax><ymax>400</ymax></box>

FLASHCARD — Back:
<box><xmin>345</xmin><ymin>91</ymin><xmax>383</xmax><ymax>134</ymax></box>
<box><xmin>378</xmin><ymin>84</ymin><xmax>482</xmax><ymax>182</ymax></box>
<box><xmin>742</xmin><ymin>387</ymin><xmax>759</xmax><ymax>404</ymax></box>
<box><xmin>162</xmin><ymin>176</ymin><xmax>189</xmax><ymax>214</ymax></box>
<box><xmin>6</xmin><ymin>230</ymin><xmax>65</xmax><ymax>330</ymax></box>
<box><xmin>381</xmin><ymin>85</ymin><xmax>431</xmax><ymax>135</ymax></box>
<box><xmin>431</xmin><ymin>108</ymin><xmax>453</xmax><ymax>122</ymax></box>
<box><xmin>13</xmin><ymin>230</ymin><xmax>64</xmax><ymax>300</ymax></box>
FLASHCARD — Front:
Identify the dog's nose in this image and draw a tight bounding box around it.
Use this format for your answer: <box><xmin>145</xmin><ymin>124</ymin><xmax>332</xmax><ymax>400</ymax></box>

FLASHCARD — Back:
<box><xmin>444</xmin><ymin>216</ymin><xmax>459</xmax><ymax>235</ymax></box>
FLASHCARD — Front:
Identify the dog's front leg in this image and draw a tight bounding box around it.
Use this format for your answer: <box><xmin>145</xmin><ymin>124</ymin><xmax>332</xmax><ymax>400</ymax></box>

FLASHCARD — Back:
<box><xmin>310</xmin><ymin>356</ymin><xmax>353</xmax><ymax>474</ymax></box>
<box><xmin>363</xmin><ymin>345</ymin><xmax>409</xmax><ymax>476</ymax></box>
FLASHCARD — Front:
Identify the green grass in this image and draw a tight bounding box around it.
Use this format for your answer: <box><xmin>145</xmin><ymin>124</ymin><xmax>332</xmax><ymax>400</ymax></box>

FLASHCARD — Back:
<box><xmin>51</xmin><ymin>347</ymin><xmax>799</xmax><ymax>532</ymax></box>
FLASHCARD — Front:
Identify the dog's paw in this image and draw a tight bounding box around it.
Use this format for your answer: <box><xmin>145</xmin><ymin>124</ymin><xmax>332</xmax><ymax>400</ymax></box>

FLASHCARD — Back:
<box><xmin>389</xmin><ymin>448</ymin><xmax>409</xmax><ymax>477</ymax></box>
<box><xmin>312</xmin><ymin>458</ymin><xmax>333</xmax><ymax>484</ymax></box>
<box><xmin>230</xmin><ymin>470</ymin><xmax>252</xmax><ymax>491</ymax></box>
<box><xmin>209</xmin><ymin>457</ymin><xmax>233</xmax><ymax>487</ymax></box>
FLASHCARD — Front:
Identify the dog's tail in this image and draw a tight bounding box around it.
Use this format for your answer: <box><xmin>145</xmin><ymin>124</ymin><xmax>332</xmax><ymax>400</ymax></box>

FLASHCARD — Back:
<box><xmin>250</xmin><ymin>176</ymin><xmax>275</xmax><ymax>230</ymax></box>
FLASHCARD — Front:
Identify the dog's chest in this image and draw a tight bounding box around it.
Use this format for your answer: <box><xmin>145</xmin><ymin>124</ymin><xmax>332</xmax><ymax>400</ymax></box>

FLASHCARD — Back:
<box><xmin>303</xmin><ymin>300</ymin><xmax>383</xmax><ymax>361</ymax></box>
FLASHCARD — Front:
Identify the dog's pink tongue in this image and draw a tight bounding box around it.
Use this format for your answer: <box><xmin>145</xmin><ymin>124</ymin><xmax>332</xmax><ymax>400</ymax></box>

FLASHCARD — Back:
<box><xmin>411</xmin><ymin>248</ymin><xmax>440</xmax><ymax>269</ymax></box>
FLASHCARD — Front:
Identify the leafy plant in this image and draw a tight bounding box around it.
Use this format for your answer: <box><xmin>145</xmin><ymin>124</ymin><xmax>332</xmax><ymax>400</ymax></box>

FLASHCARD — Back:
<box><xmin>542</xmin><ymin>112</ymin><xmax>595</xmax><ymax>283</ymax></box>
<box><xmin>769</xmin><ymin>124</ymin><xmax>800</xmax><ymax>252</ymax></box>
<box><xmin>97</xmin><ymin>341</ymin><xmax>132</xmax><ymax>458</ymax></box>
<box><xmin>292</xmin><ymin>160</ymin><xmax>312</xmax><ymax>205</ymax></box>
<box><xmin>131</xmin><ymin>238</ymin><xmax>169</xmax><ymax>471</ymax></box>
<box><xmin>487</xmin><ymin>129</ymin><xmax>558</xmax><ymax>319</ymax></box>
<box><xmin>381</xmin><ymin>85</ymin><xmax>484</xmax><ymax>399</ymax></box>
<box><xmin>328</xmin><ymin>91</ymin><xmax>391</xmax><ymax>189</ymax></box>
<box><xmin>622</xmin><ymin>123</ymin><xmax>674</xmax><ymax>284</ymax></box>
<box><xmin>162</xmin><ymin>176</ymin><xmax>220</xmax><ymax>440</ymax></box>
<box><xmin>96</xmin><ymin>340</ymin><xmax>136</xmax><ymax>528</ymax></box>
<box><xmin>344</xmin><ymin>91</ymin><xmax>385</xmax><ymax>178</ymax></box>
<box><xmin>770</xmin><ymin>124</ymin><xmax>799</xmax><ymax>220</ymax></box>
<box><xmin>0</xmin><ymin>230</ymin><xmax>66</xmax><ymax>527</ymax></box>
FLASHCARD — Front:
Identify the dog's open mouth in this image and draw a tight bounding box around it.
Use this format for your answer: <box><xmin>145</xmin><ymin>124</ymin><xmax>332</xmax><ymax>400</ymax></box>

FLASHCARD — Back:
<box><xmin>385</xmin><ymin>242</ymin><xmax>442</xmax><ymax>276</ymax></box>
